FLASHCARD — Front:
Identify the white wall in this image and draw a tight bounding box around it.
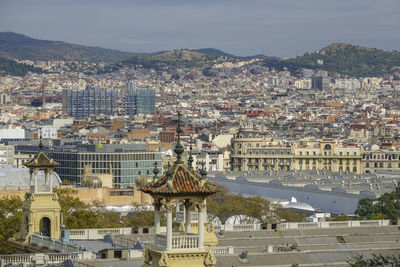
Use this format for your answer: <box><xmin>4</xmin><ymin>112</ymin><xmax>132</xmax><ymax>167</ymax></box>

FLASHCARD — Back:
<box><xmin>0</xmin><ymin>129</ymin><xmax>25</xmax><ymax>140</ymax></box>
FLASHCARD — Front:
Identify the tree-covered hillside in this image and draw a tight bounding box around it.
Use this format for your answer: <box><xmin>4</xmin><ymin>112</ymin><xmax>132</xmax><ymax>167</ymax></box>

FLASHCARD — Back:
<box><xmin>0</xmin><ymin>57</ymin><xmax>44</xmax><ymax>76</ymax></box>
<box><xmin>264</xmin><ymin>43</ymin><xmax>400</xmax><ymax>77</ymax></box>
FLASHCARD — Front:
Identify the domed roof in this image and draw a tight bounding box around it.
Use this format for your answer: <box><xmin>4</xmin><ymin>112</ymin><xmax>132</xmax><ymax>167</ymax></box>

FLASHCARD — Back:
<box><xmin>82</xmin><ymin>175</ymin><xmax>102</xmax><ymax>188</ymax></box>
<box><xmin>284</xmin><ymin>197</ymin><xmax>315</xmax><ymax>212</ymax></box>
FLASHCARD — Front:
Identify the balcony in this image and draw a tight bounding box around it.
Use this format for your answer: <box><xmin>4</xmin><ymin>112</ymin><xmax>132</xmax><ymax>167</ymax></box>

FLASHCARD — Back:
<box><xmin>155</xmin><ymin>233</ymin><xmax>199</xmax><ymax>250</ymax></box>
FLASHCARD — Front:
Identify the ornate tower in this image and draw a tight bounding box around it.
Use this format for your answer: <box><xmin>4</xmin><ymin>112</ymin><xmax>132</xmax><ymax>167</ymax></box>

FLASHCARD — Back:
<box><xmin>140</xmin><ymin>113</ymin><xmax>217</xmax><ymax>267</ymax></box>
<box><xmin>18</xmin><ymin>140</ymin><xmax>62</xmax><ymax>242</ymax></box>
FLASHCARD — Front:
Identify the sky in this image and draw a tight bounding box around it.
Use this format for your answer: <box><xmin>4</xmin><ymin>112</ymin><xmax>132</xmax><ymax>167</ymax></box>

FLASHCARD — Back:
<box><xmin>0</xmin><ymin>0</ymin><xmax>399</xmax><ymax>57</ymax></box>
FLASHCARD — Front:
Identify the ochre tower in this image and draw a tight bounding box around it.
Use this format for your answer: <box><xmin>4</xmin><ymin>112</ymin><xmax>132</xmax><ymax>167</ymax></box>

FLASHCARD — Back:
<box><xmin>18</xmin><ymin>140</ymin><xmax>62</xmax><ymax>243</ymax></box>
<box><xmin>140</xmin><ymin>113</ymin><xmax>217</xmax><ymax>267</ymax></box>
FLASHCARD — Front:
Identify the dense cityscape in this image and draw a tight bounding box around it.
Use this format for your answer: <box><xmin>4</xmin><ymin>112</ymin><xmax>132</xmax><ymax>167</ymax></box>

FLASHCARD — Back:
<box><xmin>1</xmin><ymin>1</ymin><xmax>400</xmax><ymax>266</ymax></box>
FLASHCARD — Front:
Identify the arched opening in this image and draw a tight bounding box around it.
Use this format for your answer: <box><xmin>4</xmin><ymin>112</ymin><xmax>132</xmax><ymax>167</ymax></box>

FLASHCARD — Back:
<box><xmin>40</xmin><ymin>217</ymin><xmax>51</xmax><ymax>237</ymax></box>
<box><xmin>324</xmin><ymin>144</ymin><xmax>331</xmax><ymax>150</ymax></box>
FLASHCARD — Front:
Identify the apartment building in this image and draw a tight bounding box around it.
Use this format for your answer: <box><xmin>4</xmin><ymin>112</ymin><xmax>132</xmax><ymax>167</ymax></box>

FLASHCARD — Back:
<box><xmin>362</xmin><ymin>144</ymin><xmax>400</xmax><ymax>173</ymax></box>
<box><xmin>230</xmin><ymin>123</ymin><xmax>291</xmax><ymax>172</ymax></box>
<box><xmin>292</xmin><ymin>138</ymin><xmax>362</xmax><ymax>174</ymax></box>
<box><xmin>230</xmin><ymin>125</ymin><xmax>363</xmax><ymax>174</ymax></box>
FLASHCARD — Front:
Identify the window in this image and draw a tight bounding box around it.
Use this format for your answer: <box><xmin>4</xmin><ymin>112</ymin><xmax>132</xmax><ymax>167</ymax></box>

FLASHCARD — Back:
<box><xmin>114</xmin><ymin>250</ymin><xmax>122</xmax><ymax>259</ymax></box>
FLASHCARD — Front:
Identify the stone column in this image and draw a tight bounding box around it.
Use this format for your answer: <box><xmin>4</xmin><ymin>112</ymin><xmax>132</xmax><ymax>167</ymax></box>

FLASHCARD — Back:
<box><xmin>153</xmin><ymin>202</ymin><xmax>161</xmax><ymax>244</ymax></box>
<box><xmin>33</xmin><ymin>169</ymin><xmax>38</xmax><ymax>193</ymax></box>
<box><xmin>198</xmin><ymin>199</ymin><xmax>206</xmax><ymax>249</ymax></box>
<box><xmin>29</xmin><ymin>170</ymin><xmax>33</xmax><ymax>186</ymax></box>
<box><xmin>44</xmin><ymin>169</ymin><xmax>48</xmax><ymax>185</ymax></box>
<box><xmin>166</xmin><ymin>202</ymin><xmax>174</xmax><ymax>251</ymax></box>
<box><xmin>184</xmin><ymin>199</ymin><xmax>192</xmax><ymax>234</ymax></box>
<box><xmin>49</xmin><ymin>170</ymin><xmax>53</xmax><ymax>192</ymax></box>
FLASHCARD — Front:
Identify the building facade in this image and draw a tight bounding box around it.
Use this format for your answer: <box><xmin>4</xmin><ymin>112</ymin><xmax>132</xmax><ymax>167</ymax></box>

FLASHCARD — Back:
<box><xmin>0</xmin><ymin>144</ymin><xmax>14</xmax><ymax>165</ymax></box>
<box><xmin>124</xmin><ymin>82</ymin><xmax>156</xmax><ymax>116</ymax></box>
<box><xmin>230</xmin><ymin>123</ymin><xmax>292</xmax><ymax>172</ymax></box>
<box><xmin>62</xmin><ymin>88</ymin><xmax>118</xmax><ymax>119</ymax></box>
<box><xmin>362</xmin><ymin>145</ymin><xmax>400</xmax><ymax>173</ymax></box>
<box><xmin>311</xmin><ymin>76</ymin><xmax>330</xmax><ymax>90</ymax></box>
<box><xmin>230</xmin><ymin>125</ymin><xmax>363</xmax><ymax>174</ymax></box>
<box><xmin>292</xmin><ymin>138</ymin><xmax>362</xmax><ymax>174</ymax></box>
<box><xmin>13</xmin><ymin>142</ymin><xmax>162</xmax><ymax>188</ymax></box>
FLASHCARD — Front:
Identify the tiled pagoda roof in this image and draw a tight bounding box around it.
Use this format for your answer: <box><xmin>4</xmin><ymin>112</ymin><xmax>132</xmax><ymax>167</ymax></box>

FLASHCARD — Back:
<box><xmin>140</xmin><ymin>163</ymin><xmax>216</xmax><ymax>197</ymax></box>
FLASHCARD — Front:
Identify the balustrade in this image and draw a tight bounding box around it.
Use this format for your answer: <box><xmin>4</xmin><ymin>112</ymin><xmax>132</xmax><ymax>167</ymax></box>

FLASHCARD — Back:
<box><xmin>0</xmin><ymin>252</ymin><xmax>84</xmax><ymax>265</ymax></box>
<box><xmin>155</xmin><ymin>233</ymin><xmax>199</xmax><ymax>250</ymax></box>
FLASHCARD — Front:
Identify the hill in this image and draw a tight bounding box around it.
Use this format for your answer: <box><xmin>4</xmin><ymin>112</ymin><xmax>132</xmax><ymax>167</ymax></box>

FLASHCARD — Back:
<box><xmin>121</xmin><ymin>49</ymin><xmax>239</xmax><ymax>70</ymax></box>
<box><xmin>264</xmin><ymin>43</ymin><xmax>400</xmax><ymax>77</ymax></box>
<box><xmin>193</xmin><ymin>48</ymin><xmax>234</xmax><ymax>58</ymax></box>
<box><xmin>0</xmin><ymin>32</ymin><xmax>136</xmax><ymax>63</ymax></box>
<box><xmin>0</xmin><ymin>57</ymin><xmax>44</xmax><ymax>76</ymax></box>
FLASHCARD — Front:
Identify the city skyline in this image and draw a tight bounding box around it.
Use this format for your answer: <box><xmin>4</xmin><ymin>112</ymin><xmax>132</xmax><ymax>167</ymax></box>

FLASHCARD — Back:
<box><xmin>0</xmin><ymin>0</ymin><xmax>399</xmax><ymax>57</ymax></box>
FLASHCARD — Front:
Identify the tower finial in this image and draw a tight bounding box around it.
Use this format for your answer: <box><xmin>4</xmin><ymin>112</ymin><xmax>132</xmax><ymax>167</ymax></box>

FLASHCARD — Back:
<box><xmin>174</xmin><ymin>111</ymin><xmax>184</xmax><ymax>164</ymax></box>
<box><xmin>188</xmin><ymin>135</ymin><xmax>194</xmax><ymax>169</ymax></box>
<box><xmin>39</xmin><ymin>131</ymin><xmax>43</xmax><ymax>151</ymax></box>
<box><xmin>166</xmin><ymin>162</ymin><xmax>172</xmax><ymax>180</ymax></box>
<box><xmin>199</xmin><ymin>161</ymin><xmax>207</xmax><ymax>180</ymax></box>
<box><xmin>153</xmin><ymin>161</ymin><xmax>159</xmax><ymax>182</ymax></box>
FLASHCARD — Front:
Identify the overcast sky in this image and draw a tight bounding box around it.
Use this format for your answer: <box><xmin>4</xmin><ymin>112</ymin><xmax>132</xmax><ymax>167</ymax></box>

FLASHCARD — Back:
<box><xmin>0</xmin><ymin>0</ymin><xmax>399</xmax><ymax>57</ymax></box>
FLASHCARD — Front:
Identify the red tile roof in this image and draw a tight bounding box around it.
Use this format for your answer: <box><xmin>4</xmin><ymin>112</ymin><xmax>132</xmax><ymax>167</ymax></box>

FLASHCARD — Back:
<box><xmin>140</xmin><ymin>164</ymin><xmax>216</xmax><ymax>196</ymax></box>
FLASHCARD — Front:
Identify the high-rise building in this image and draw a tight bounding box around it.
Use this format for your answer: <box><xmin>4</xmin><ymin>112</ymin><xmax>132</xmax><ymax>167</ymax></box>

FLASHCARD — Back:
<box><xmin>311</xmin><ymin>76</ymin><xmax>330</xmax><ymax>90</ymax></box>
<box><xmin>124</xmin><ymin>81</ymin><xmax>156</xmax><ymax>116</ymax></box>
<box><xmin>62</xmin><ymin>88</ymin><xmax>118</xmax><ymax>119</ymax></box>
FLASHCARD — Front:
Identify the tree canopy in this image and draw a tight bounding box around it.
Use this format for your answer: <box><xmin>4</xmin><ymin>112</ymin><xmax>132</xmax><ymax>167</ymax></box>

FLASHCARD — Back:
<box><xmin>206</xmin><ymin>185</ymin><xmax>305</xmax><ymax>224</ymax></box>
<box><xmin>0</xmin><ymin>196</ymin><xmax>23</xmax><ymax>254</ymax></box>
<box><xmin>348</xmin><ymin>254</ymin><xmax>400</xmax><ymax>266</ymax></box>
<box><xmin>355</xmin><ymin>185</ymin><xmax>400</xmax><ymax>220</ymax></box>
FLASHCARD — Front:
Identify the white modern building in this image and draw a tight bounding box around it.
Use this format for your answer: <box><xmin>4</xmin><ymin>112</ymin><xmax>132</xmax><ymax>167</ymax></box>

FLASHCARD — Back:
<box><xmin>0</xmin><ymin>128</ymin><xmax>25</xmax><ymax>140</ymax></box>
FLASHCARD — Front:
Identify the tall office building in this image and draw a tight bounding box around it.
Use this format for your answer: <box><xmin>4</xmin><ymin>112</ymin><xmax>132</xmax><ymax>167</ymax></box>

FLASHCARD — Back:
<box><xmin>124</xmin><ymin>81</ymin><xmax>156</xmax><ymax>116</ymax></box>
<box><xmin>62</xmin><ymin>88</ymin><xmax>118</xmax><ymax>119</ymax></box>
<box><xmin>311</xmin><ymin>76</ymin><xmax>330</xmax><ymax>90</ymax></box>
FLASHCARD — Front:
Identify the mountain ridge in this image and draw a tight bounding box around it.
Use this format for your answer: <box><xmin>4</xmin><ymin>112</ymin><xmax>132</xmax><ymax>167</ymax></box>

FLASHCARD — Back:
<box><xmin>0</xmin><ymin>32</ymin><xmax>138</xmax><ymax>63</ymax></box>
